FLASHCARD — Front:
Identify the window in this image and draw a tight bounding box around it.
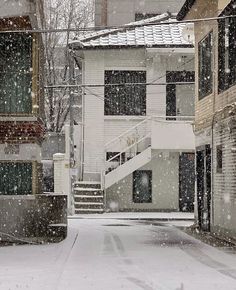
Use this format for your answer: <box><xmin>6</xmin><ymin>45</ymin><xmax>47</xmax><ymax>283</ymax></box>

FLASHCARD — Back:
<box><xmin>135</xmin><ymin>13</ymin><xmax>159</xmax><ymax>21</ymax></box>
<box><xmin>166</xmin><ymin>71</ymin><xmax>195</xmax><ymax>120</ymax></box>
<box><xmin>198</xmin><ymin>32</ymin><xmax>213</xmax><ymax>99</ymax></box>
<box><xmin>216</xmin><ymin>145</ymin><xmax>223</xmax><ymax>173</ymax></box>
<box><xmin>0</xmin><ymin>33</ymin><xmax>32</xmax><ymax>114</ymax></box>
<box><xmin>104</xmin><ymin>70</ymin><xmax>146</xmax><ymax>116</ymax></box>
<box><xmin>0</xmin><ymin>162</ymin><xmax>32</xmax><ymax>195</ymax></box>
<box><xmin>133</xmin><ymin>170</ymin><xmax>152</xmax><ymax>203</ymax></box>
<box><xmin>218</xmin><ymin>7</ymin><xmax>236</xmax><ymax>92</ymax></box>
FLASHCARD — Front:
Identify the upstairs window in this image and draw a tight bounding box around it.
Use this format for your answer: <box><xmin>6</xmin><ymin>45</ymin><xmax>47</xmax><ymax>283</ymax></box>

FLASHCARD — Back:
<box><xmin>104</xmin><ymin>70</ymin><xmax>146</xmax><ymax>116</ymax></box>
<box><xmin>218</xmin><ymin>9</ymin><xmax>236</xmax><ymax>92</ymax></box>
<box><xmin>216</xmin><ymin>145</ymin><xmax>223</xmax><ymax>173</ymax></box>
<box><xmin>198</xmin><ymin>32</ymin><xmax>213</xmax><ymax>99</ymax></box>
<box><xmin>166</xmin><ymin>71</ymin><xmax>195</xmax><ymax>120</ymax></box>
<box><xmin>0</xmin><ymin>33</ymin><xmax>32</xmax><ymax>114</ymax></box>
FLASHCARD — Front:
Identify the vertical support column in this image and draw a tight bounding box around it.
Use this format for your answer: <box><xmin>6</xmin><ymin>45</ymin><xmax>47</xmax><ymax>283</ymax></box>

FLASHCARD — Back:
<box><xmin>53</xmin><ymin>151</ymin><xmax>71</xmax><ymax>215</ymax></box>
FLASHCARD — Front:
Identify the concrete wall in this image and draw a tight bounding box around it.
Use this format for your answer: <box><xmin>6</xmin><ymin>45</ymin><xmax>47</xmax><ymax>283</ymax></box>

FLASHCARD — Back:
<box><xmin>106</xmin><ymin>150</ymin><xmax>179</xmax><ymax>211</ymax></box>
<box><xmin>42</xmin><ymin>133</ymin><xmax>65</xmax><ymax>160</ymax></box>
<box><xmin>0</xmin><ymin>143</ymin><xmax>41</xmax><ymax>162</ymax></box>
<box><xmin>95</xmin><ymin>0</ymin><xmax>186</xmax><ymax>26</ymax></box>
<box><xmin>0</xmin><ymin>194</ymin><xmax>67</xmax><ymax>243</ymax></box>
<box><xmin>0</xmin><ymin>0</ymin><xmax>31</xmax><ymax>19</ymax></box>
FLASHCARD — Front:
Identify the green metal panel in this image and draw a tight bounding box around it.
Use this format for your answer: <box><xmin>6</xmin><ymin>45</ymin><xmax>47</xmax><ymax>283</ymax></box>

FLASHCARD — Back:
<box><xmin>0</xmin><ymin>33</ymin><xmax>32</xmax><ymax>114</ymax></box>
<box><xmin>0</xmin><ymin>162</ymin><xmax>32</xmax><ymax>195</ymax></box>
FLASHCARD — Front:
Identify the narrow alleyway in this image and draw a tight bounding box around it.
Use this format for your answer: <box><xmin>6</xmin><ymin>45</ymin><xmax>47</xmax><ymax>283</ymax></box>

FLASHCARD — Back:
<box><xmin>0</xmin><ymin>217</ymin><xmax>236</xmax><ymax>290</ymax></box>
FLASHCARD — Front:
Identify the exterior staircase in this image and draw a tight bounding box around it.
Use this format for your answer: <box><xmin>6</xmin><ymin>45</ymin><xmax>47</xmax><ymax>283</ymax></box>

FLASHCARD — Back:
<box><xmin>73</xmin><ymin>181</ymin><xmax>104</xmax><ymax>214</ymax></box>
<box><xmin>104</xmin><ymin>118</ymin><xmax>152</xmax><ymax>189</ymax></box>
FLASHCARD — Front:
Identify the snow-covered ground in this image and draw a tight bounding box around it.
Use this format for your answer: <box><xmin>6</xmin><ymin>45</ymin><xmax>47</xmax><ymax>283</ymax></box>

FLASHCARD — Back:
<box><xmin>0</xmin><ymin>217</ymin><xmax>236</xmax><ymax>290</ymax></box>
<box><xmin>69</xmin><ymin>212</ymin><xmax>194</xmax><ymax>220</ymax></box>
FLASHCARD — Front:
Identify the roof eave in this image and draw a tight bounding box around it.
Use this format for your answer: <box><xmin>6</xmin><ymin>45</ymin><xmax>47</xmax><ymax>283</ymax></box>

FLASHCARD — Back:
<box><xmin>176</xmin><ymin>0</ymin><xmax>196</xmax><ymax>21</ymax></box>
<box><xmin>71</xmin><ymin>44</ymin><xmax>194</xmax><ymax>51</ymax></box>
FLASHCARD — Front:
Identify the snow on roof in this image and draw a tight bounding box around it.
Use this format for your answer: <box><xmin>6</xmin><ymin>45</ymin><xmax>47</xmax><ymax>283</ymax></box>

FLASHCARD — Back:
<box><xmin>70</xmin><ymin>13</ymin><xmax>192</xmax><ymax>50</ymax></box>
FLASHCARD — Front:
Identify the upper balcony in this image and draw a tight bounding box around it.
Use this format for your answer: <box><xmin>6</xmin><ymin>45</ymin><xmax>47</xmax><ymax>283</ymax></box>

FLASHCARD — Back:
<box><xmin>151</xmin><ymin>116</ymin><xmax>195</xmax><ymax>151</ymax></box>
<box><xmin>105</xmin><ymin>115</ymin><xmax>195</xmax><ymax>156</ymax></box>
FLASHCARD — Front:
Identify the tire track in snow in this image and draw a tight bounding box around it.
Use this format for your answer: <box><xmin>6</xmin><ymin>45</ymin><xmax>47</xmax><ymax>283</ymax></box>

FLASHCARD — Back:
<box><xmin>111</xmin><ymin>233</ymin><xmax>165</xmax><ymax>290</ymax></box>
<box><xmin>180</xmin><ymin>245</ymin><xmax>236</xmax><ymax>281</ymax></box>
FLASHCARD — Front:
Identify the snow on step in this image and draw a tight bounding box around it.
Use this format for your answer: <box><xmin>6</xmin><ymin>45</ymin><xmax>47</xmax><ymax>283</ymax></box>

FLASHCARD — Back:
<box><xmin>75</xmin><ymin>208</ymin><xmax>104</xmax><ymax>212</ymax></box>
<box><xmin>74</xmin><ymin>195</ymin><xmax>103</xmax><ymax>198</ymax></box>
<box><xmin>75</xmin><ymin>181</ymin><xmax>100</xmax><ymax>185</ymax></box>
<box><xmin>75</xmin><ymin>202</ymin><xmax>103</xmax><ymax>205</ymax></box>
<box><xmin>74</xmin><ymin>188</ymin><xmax>101</xmax><ymax>191</ymax></box>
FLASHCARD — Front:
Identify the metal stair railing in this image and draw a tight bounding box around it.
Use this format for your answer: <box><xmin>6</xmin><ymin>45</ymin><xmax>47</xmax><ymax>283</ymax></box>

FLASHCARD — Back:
<box><xmin>105</xmin><ymin>118</ymin><xmax>151</xmax><ymax>153</ymax></box>
<box><xmin>105</xmin><ymin>133</ymin><xmax>151</xmax><ymax>174</ymax></box>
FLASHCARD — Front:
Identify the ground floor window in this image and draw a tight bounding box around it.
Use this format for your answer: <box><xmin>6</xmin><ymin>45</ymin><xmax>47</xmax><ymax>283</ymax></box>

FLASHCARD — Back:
<box><xmin>0</xmin><ymin>162</ymin><xmax>32</xmax><ymax>195</ymax></box>
<box><xmin>133</xmin><ymin>170</ymin><xmax>152</xmax><ymax>203</ymax></box>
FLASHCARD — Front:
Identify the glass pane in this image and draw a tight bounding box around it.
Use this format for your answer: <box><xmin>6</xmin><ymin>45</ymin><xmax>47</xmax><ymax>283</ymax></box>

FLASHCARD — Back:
<box><xmin>0</xmin><ymin>33</ymin><xmax>32</xmax><ymax>114</ymax></box>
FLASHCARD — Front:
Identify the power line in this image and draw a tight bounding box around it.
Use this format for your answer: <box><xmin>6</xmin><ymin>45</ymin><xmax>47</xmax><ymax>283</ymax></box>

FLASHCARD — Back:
<box><xmin>0</xmin><ymin>14</ymin><xmax>235</xmax><ymax>34</ymax></box>
<box><xmin>44</xmin><ymin>81</ymin><xmax>195</xmax><ymax>89</ymax></box>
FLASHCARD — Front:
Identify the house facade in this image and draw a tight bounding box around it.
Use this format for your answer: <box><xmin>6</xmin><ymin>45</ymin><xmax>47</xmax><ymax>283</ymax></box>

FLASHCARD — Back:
<box><xmin>95</xmin><ymin>0</ymin><xmax>186</xmax><ymax>26</ymax></box>
<box><xmin>177</xmin><ymin>0</ymin><xmax>236</xmax><ymax>238</ymax></box>
<box><xmin>0</xmin><ymin>0</ymin><xmax>45</xmax><ymax>195</ymax></box>
<box><xmin>71</xmin><ymin>14</ymin><xmax>196</xmax><ymax>213</ymax></box>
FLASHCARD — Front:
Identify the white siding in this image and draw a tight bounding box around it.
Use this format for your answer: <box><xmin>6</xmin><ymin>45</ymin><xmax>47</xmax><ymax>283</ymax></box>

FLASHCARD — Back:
<box><xmin>82</xmin><ymin>48</ymin><xmax>195</xmax><ymax>176</ymax></box>
<box><xmin>83</xmin><ymin>51</ymin><xmax>105</xmax><ymax>174</ymax></box>
<box><xmin>213</xmin><ymin>117</ymin><xmax>236</xmax><ymax>236</ymax></box>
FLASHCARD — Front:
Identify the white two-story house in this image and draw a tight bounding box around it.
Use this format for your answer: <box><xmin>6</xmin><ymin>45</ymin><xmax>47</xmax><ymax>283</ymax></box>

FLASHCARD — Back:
<box><xmin>70</xmin><ymin>14</ymin><xmax>195</xmax><ymax>214</ymax></box>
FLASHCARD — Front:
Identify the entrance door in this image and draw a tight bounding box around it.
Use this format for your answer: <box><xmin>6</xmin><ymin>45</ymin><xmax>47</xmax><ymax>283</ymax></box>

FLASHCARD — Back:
<box><xmin>196</xmin><ymin>145</ymin><xmax>211</xmax><ymax>231</ymax></box>
<box><xmin>179</xmin><ymin>153</ymin><xmax>195</xmax><ymax>212</ymax></box>
<box><xmin>133</xmin><ymin>170</ymin><xmax>152</xmax><ymax>203</ymax></box>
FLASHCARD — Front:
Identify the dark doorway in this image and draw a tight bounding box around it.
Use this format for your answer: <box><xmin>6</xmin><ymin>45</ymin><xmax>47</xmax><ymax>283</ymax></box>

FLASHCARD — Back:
<box><xmin>133</xmin><ymin>170</ymin><xmax>152</xmax><ymax>203</ymax></box>
<box><xmin>196</xmin><ymin>145</ymin><xmax>211</xmax><ymax>231</ymax></box>
<box><xmin>179</xmin><ymin>153</ymin><xmax>195</xmax><ymax>212</ymax></box>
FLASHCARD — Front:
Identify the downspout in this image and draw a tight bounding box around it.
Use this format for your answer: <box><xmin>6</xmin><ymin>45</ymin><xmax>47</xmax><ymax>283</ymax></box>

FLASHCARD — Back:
<box><xmin>101</xmin><ymin>0</ymin><xmax>108</xmax><ymax>27</ymax></box>
<box><xmin>70</xmin><ymin>49</ymin><xmax>85</xmax><ymax>181</ymax></box>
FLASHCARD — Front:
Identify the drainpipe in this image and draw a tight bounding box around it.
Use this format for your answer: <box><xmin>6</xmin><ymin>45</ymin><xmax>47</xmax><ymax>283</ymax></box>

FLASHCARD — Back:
<box><xmin>101</xmin><ymin>0</ymin><xmax>108</xmax><ymax>27</ymax></box>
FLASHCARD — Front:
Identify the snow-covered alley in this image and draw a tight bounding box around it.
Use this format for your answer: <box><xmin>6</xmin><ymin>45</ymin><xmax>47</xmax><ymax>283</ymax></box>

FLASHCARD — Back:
<box><xmin>0</xmin><ymin>216</ymin><xmax>236</xmax><ymax>290</ymax></box>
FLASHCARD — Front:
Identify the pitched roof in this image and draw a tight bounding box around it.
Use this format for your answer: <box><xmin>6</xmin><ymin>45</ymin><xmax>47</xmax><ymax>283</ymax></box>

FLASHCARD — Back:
<box><xmin>176</xmin><ymin>0</ymin><xmax>196</xmax><ymax>21</ymax></box>
<box><xmin>70</xmin><ymin>13</ymin><xmax>193</xmax><ymax>50</ymax></box>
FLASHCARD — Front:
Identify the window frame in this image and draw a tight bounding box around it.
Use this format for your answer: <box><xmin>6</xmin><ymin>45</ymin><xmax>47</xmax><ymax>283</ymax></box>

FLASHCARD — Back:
<box><xmin>166</xmin><ymin>71</ymin><xmax>195</xmax><ymax>120</ymax></box>
<box><xmin>218</xmin><ymin>7</ymin><xmax>236</xmax><ymax>93</ymax></box>
<box><xmin>198</xmin><ymin>31</ymin><xmax>213</xmax><ymax>100</ymax></box>
<box><xmin>0</xmin><ymin>161</ymin><xmax>33</xmax><ymax>195</ymax></box>
<box><xmin>0</xmin><ymin>33</ymin><xmax>33</xmax><ymax>114</ymax></box>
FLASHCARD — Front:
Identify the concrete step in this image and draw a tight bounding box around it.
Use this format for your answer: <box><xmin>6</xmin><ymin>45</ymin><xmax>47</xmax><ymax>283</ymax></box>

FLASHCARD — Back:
<box><xmin>74</xmin><ymin>181</ymin><xmax>101</xmax><ymax>189</ymax></box>
<box><xmin>74</xmin><ymin>189</ymin><xmax>103</xmax><ymax>196</ymax></box>
<box><xmin>74</xmin><ymin>202</ymin><xmax>104</xmax><ymax>210</ymax></box>
<box><xmin>75</xmin><ymin>208</ymin><xmax>104</xmax><ymax>214</ymax></box>
<box><xmin>74</xmin><ymin>187</ymin><xmax>102</xmax><ymax>192</ymax></box>
<box><xmin>74</xmin><ymin>195</ymin><xmax>104</xmax><ymax>203</ymax></box>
